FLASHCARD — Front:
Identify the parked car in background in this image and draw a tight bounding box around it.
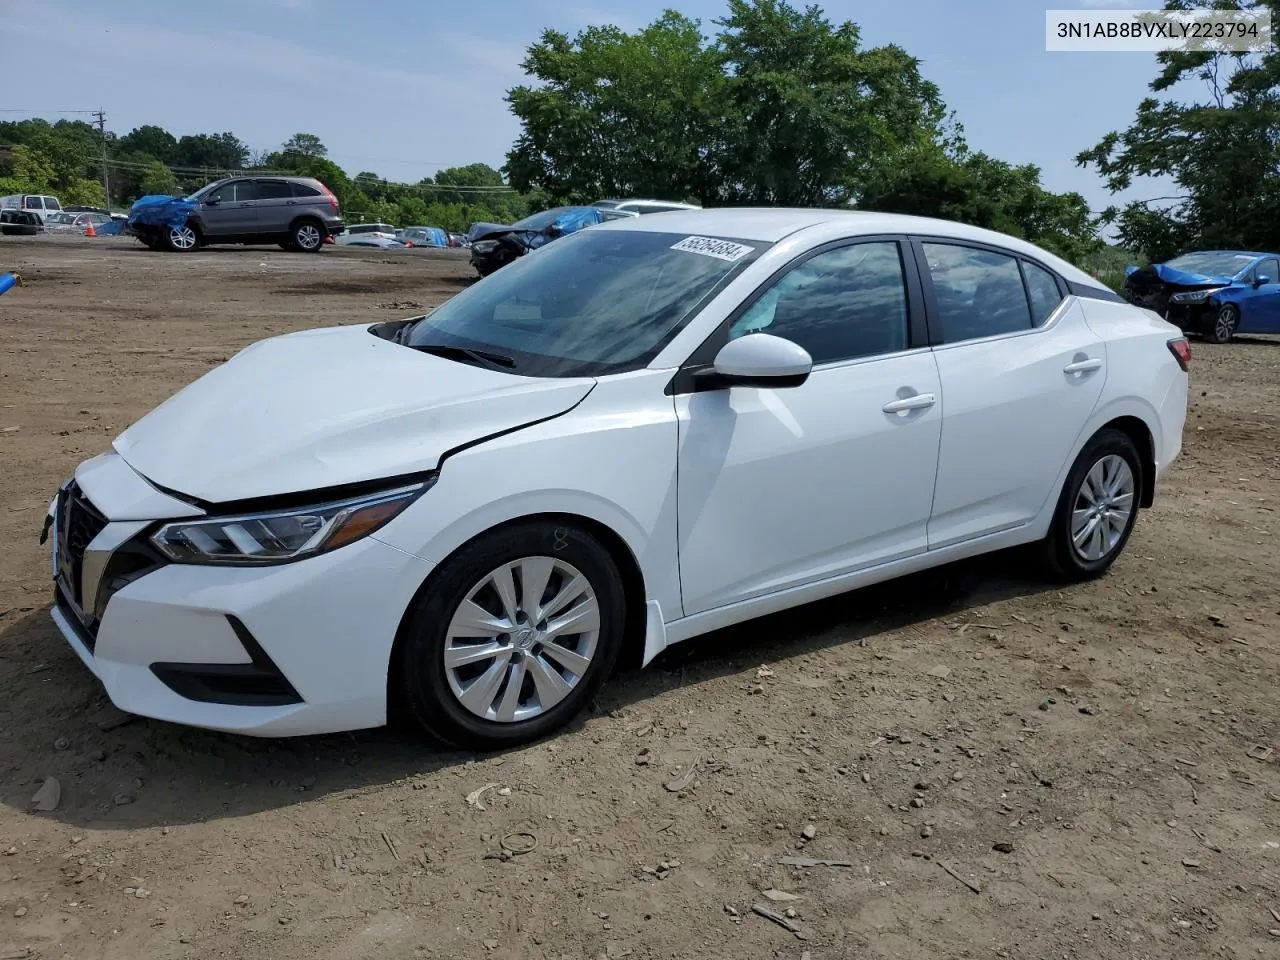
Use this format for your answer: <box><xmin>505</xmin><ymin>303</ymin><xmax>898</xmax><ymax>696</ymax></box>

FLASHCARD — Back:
<box><xmin>44</xmin><ymin>211</ymin><xmax>112</xmax><ymax>234</ymax></box>
<box><xmin>398</xmin><ymin>226</ymin><xmax>449</xmax><ymax>248</ymax></box>
<box><xmin>0</xmin><ymin>209</ymin><xmax>41</xmax><ymax>236</ymax></box>
<box><xmin>43</xmin><ymin>208</ymin><xmax>1188</xmax><ymax>748</ymax></box>
<box><xmin>0</xmin><ymin>193</ymin><xmax>63</xmax><ymax>225</ymax></box>
<box><xmin>342</xmin><ymin>236</ymin><xmax>409</xmax><ymax>249</ymax></box>
<box><xmin>1123</xmin><ymin>249</ymin><xmax>1280</xmax><ymax>343</ymax></box>
<box><xmin>337</xmin><ymin>223</ymin><xmax>398</xmax><ymax>245</ymax></box>
<box><xmin>468</xmin><ymin>205</ymin><xmax>607</xmax><ymax>277</ymax></box>
<box><xmin>591</xmin><ymin>198</ymin><xmax>702</xmax><ymax>216</ymax></box>
<box><xmin>126</xmin><ymin>176</ymin><xmax>343</xmax><ymax>253</ymax></box>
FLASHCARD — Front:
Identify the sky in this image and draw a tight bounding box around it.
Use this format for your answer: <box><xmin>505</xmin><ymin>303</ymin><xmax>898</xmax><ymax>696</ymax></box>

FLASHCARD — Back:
<box><xmin>1</xmin><ymin>0</ymin><xmax>1188</xmax><ymax>214</ymax></box>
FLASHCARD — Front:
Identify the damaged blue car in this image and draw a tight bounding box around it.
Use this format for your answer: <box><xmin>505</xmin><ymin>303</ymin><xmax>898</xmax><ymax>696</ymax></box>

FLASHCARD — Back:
<box><xmin>1123</xmin><ymin>249</ymin><xmax>1280</xmax><ymax>343</ymax></box>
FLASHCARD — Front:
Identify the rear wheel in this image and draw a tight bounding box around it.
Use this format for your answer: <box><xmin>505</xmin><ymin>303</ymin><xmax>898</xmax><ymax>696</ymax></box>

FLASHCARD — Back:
<box><xmin>1041</xmin><ymin>428</ymin><xmax>1142</xmax><ymax>581</ymax></box>
<box><xmin>394</xmin><ymin>521</ymin><xmax>625</xmax><ymax>749</ymax></box>
<box><xmin>291</xmin><ymin>220</ymin><xmax>324</xmax><ymax>253</ymax></box>
<box><xmin>1205</xmin><ymin>303</ymin><xmax>1238</xmax><ymax>344</ymax></box>
<box><xmin>163</xmin><ymin>223</ymin><xmax>198</xmax><ymax>252</ymax></box>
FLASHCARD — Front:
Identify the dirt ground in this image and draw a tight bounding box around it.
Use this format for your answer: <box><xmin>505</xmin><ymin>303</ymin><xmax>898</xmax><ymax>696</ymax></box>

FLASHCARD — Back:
<box><xmin>1</xmin><ymin>236</ymin><xmax>1278</xmax><ymax>960</ymax></box>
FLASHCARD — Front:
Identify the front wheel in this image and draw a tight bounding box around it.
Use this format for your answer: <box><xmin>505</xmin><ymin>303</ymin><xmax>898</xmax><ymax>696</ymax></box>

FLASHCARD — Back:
<box><xmin>1041</xmin><ymin>428</ymin><xmax>1142</xmax><ymax>581</ymax></box>
<box><xmin>394</xmin><ymin>521</ymin><xmax>625</xmax><ymax>749</ymax></box>
<box><xmin>1205</xmin><ymin>303</ymin><xmax>1238</xmax><ymax>344</ymax></box>
<box><xmin>163</xmin><ymin>223</ymin><xmax>198</xmax><ymax>252</ymax></box>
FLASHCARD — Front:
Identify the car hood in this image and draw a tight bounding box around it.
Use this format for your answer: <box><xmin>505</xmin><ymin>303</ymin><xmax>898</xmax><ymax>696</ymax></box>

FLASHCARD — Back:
<box><xmin>112</xmin><ymin>323</ymin><xmax>595</xmax><ymax>505</ymax></box>
<box><xmin>1152</xmin><ymin>263</ymin><xmax>1234</xmax><ymax>286</ymax></box>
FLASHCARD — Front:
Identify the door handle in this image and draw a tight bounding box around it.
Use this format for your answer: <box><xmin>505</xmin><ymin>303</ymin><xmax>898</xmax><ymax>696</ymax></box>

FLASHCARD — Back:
<box><xmin>882</xmin><ymin>393</ymin><xmax>936</xmax><ymax>414</ymax></box>
<box><xmin>1063</xmin><ymin>358</ymin><xmax>1103</xmax><ymax>374</ymax></box>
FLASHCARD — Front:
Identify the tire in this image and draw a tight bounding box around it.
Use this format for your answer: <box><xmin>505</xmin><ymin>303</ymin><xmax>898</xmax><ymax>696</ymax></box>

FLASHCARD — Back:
<box><xmin>278</xmin><ymin>241</ymin><xmax>294</xmax><ymax>251</ymax></box>
<box><xmin>290</xmin><ymin>219</ymin><xmax>324</xmax><ymax>253</ymax></box>
<box><xmin>1042</xmin><ymin>428</ymin><xmax>1142</xmax><ymax>581</ymax></box>
<box><xmin>1205</xmin><ymin>303</ymin><xmax>1238</xmax><ymax>343</ymax></box>
<box><xmin>394</xmin><ymin>521</ymin><xmax>625</xmax><ymax>750</ymax></box>
<box><xmin>163</xmin><ymin>222</ymin><xmax>199</xmax><ymax>253</ymax></box>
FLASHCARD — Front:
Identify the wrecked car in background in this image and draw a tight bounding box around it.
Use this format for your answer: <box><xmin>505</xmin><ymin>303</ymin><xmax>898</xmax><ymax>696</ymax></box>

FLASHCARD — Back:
<box><xmin>467</xmin><ymin>205</ymin><xmax>610</xmax><ymax>277</ymax></box>
<box><xmin>1123</xmin><ymin>249</ymin><xmax>1280</xmax><ymax>343</ymax></box>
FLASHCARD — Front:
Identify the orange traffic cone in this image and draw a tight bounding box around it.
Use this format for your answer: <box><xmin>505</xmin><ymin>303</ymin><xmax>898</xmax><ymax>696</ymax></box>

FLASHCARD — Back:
<box><xmin>84</xmin><ymin>218</ymin><xmax>96</xmax><ymax>237</ymax></box>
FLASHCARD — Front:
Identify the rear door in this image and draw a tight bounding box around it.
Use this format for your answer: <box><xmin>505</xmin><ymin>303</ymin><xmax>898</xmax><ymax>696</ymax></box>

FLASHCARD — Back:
<box><xmin>251</xmin><ymin>179</ymin><xmax>296</xmax><ymax>234</ymax></box>
<box><xmin>914</xmin><ymin>238</ymin><xmax>1106</xmax><ymax>549</ymax></box>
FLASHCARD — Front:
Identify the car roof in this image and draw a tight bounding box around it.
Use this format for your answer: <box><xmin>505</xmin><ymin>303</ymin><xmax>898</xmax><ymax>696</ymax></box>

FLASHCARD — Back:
<box><xmin>590</xmin><ymin>207</ymin><xmax>1104</xmax><ymax>287</ymax></box>
<box><xmin>1171</xmin><ymin>249</ymin><xmax>1276</xmax><ymax>260</ymax></box>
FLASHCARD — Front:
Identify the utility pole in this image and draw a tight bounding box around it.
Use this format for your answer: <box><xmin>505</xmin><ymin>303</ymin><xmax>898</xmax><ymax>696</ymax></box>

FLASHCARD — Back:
<box><xmin>92</xmin><ymin>109</ymin><xmax>110</xmax><ymax>211</ymax></box>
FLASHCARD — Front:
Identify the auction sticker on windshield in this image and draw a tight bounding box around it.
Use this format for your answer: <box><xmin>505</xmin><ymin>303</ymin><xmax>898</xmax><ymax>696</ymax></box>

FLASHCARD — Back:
<box><xmin>670</xmin><ymin>236</ymin><xmax>755</xmax><ymax>262</ymax></box>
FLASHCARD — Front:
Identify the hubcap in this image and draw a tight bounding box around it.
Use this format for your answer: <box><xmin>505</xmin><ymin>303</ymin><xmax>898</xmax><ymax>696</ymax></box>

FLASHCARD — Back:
<box><xmin>1070</xmin><ymin>454</ymin><xmax>1135</xmax><ymax>562</ymax></box>
<box><xmin>170</xmin><ymin>226</ymin><xmax>196</xmax><ymax>250</ymax></box>
<box><xmin>297</xmin><ymin>224</ymin><xmax>321</xmax><ymax>249</ymax></box>
<box><xmin>444</xmin><ymin>556</ymin><xmax>600</xmax><ymax>723</ymax></box>
<box><xmin>1216</xmin><ymin>307</ymin><xmax>1236</xmax><ymax>341</ymax></box>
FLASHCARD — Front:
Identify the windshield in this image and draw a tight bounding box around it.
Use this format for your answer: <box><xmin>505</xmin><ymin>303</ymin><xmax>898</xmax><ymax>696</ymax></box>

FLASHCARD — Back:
<box><xmin>405</xmin><ymin>229</ymin><xmax>766</xmax><ymax>377</ymax></box>
<box><xmin>45</xmin><ymin>212</ymin><xmax>73</xmax><ymax>224</ymax></box>
<box><xmin>1165</xmin><ymin>251</ymin><xmax>1258</xmax><ymax>277</ymax></box>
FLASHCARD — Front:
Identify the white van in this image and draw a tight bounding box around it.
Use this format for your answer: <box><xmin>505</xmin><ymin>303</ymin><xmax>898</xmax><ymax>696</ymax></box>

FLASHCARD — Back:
<box><xmin>0</xmin><ymin>194</ymin><xmax>63</xmax><ymax>225</ymax></box>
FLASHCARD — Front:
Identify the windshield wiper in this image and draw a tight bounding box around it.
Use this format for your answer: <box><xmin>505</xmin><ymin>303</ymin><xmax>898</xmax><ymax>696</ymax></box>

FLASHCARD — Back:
<box><xmin>409</xmin><ymin>343</ymin><xmax>517</xmax><ymax>371</ymax></box>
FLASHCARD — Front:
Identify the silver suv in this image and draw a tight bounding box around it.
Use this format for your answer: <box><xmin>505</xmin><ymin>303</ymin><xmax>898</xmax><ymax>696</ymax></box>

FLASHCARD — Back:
<box><xmin>129</xmin><ymin>176</ymin><xmax>344</xmax><ymax>253</ymax></box>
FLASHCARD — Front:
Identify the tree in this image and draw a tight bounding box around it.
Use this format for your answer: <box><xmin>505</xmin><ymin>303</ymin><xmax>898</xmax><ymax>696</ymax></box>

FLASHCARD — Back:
<box><xmin>861</xmin><ymin>147</ymin><xmax>1102</xmax><ymax>264</ymax></box>
<box><xmin>1076</xmin><ymin>0</ymin><xmax>1280</xmax><ymax>261</ymax></box>
<box><xmin>506</xmin><ymin>12</ymin><xmax>726</xmax><ymax>203</ymax></box>
<box><xmin>711</xmin><ymin>0</ymin><xmax>945</xmax><ymax>205</ymax></box>
<box><xmin>139</xmin><ymin>159</ymin><xmax>178</xmax><ymax>196</ymax></box>
<box><xmin>505</xmin><ymin>1</ymin><xmax>948</xmax><ymax>207</ymax></box>
<box><xmin>120</xmin><ymin>125</ymin><xmax>177</xmax><ymax>164</ymax></box>
<box><xmin>173</xmin><ymin>133</ymin><xmax>249</xmax><ymax>172</ymax></box>
<box><xmin>282</xmin><ymin>133</ymin><xmax>327</xmax><ymax>158</ymax></box>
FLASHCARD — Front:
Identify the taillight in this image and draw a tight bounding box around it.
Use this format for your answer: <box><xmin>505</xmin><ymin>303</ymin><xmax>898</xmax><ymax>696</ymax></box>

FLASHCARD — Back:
<box><xmin>1167</xmin><ymin>336</ymin><xmax>1191</xmax><ymax>371</ymax></box>
<box><xmin>318</xmin><ymin>181</ymin><xmax>339</xmax><ymax>210</ymax></box>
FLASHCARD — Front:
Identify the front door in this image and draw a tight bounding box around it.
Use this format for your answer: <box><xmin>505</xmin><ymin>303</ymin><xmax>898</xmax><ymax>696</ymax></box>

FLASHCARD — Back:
<box><xmin>675</xmin><ymin>239</ymin><xmax>942</xmax><ymax>616</ymax></box>
<box><xmin>1240</xmin><ymin>257</ymin><xmax>1280</xmax><ymax>333</ymax></box>
<box><xmin>199</xmin><ymin>180</ymin><xmax>259</xmax><ymax>237</ymax></box>
<box><xmin>914</xmin><ymin>240</ymin><xmax>1107</xmax><ymax>548</ymax></box>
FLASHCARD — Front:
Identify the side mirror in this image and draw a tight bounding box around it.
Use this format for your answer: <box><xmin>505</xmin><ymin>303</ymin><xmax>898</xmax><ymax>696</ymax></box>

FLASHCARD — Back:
<box><xmin>204</xmin><ymin>197</ymin><xmax>220</xmax><ymax>206</ymax></box>
<box><xmin>702</xmin><ymin>333</ymin><xmax>813</xmax><ymax>389</ymax></box>
<box><xmin>1256</xmin><ymin>274</ymin><xmax>1272</xmax><ymax>287</ymax></box>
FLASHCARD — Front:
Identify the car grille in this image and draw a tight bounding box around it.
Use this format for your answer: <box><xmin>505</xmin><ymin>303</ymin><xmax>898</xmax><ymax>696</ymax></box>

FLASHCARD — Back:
<box><xmin>54</xmin><ymin>482</ymin><xmax>165</xmax><ymax>648</ymax></box>
<box><xmin>54</xmin><ymin>481</ymin><xmax>108</xmax><ymax>611</ymax></box>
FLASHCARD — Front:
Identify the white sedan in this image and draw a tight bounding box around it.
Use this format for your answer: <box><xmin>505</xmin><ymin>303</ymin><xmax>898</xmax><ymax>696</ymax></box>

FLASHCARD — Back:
<box><xmin>43</xmin><ymin>209</ymin><xmax>1189</xmax><ymax>749</ymax></box>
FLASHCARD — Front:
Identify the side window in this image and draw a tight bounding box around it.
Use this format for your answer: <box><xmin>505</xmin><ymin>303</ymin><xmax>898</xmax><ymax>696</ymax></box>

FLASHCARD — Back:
<box><xmin>232</xmin><ymin>181</ymin><xmax>266</xmax><ymax>202</ymax></box>
<box><xmin>729</xmin><ymin>241</ymin><xmax>910</xmax><ymax>365</ymax></box>
<box><xmin>1255</xmin><ymin>258</ymin><xmax>1279</xmax><ymax>284</ymax></box>
<box><xmin>255</xmin><ymin>180</ymin><xmax>293</xmax><ymax>200</ymax></box>
<box><xmin>922</xmin><ymin>242</ymin><xmax>1032</xmax><ymax>344</ymax></box>
<box><xmin>1022</xmin><ymin>260</ymin><xmax>1064</xmax><ymax>326</ymax></box>
<box><xmin>291</xmin><ymin>182</ymin><xmax>321</xmax><ymax>198</ymax></box>
<box><xmin>204</xmin><ymin>184</ymin><xmax>233</xmax><ymax>203</ymax></box>
<box><xmin>25</xmin><ymin>197</ymin><xmax>44</xmax><ymax>210</ymax></box>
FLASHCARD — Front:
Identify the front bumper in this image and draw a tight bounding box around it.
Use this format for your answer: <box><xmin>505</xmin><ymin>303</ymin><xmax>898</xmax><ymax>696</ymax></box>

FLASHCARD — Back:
<box><xmin>46</xmin><ymin>457</ymin><xmax>435</xmax><ymax>736</ymax></box>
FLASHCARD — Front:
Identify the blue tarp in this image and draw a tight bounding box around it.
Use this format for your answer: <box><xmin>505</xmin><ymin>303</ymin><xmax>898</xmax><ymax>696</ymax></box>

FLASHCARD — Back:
<box><xmin>412</xmin><ymin>227</ymin><xmax>449</xmax><ymax>247</ymax></box>
<box><xmin>127</xmin><ymin>194</ymin><xmax>197</xmax><ymax>231</ymax></box>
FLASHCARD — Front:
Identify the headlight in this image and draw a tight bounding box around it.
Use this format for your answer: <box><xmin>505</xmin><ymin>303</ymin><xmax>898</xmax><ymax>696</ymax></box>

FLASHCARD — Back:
<box><xmin>472</xmin><ymin>240</ymin><xmax>497</xmax><ymax>254</ymax></box>
<box><xmin>1170</xmin><ymin>287</ymin><xmax>1224</xmax><ymax>304</ymax></box>
<box><xmin>150</xmin><ymin>481</ymin><xmax>430</xmax><ymax>565</ymax></box>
